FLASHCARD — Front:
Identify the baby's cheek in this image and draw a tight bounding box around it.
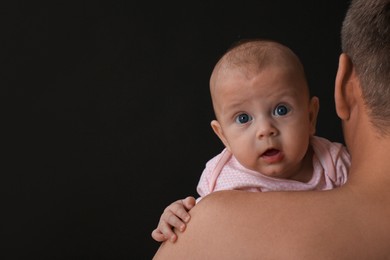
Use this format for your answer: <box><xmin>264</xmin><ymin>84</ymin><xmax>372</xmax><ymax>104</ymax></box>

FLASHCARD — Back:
<box><xmin>289</xmin><ymin>137</ymin><xmax>310</xmax><ymax>160</ymax></box>
<box><xmin>236</xmin><ymin>145</ymin><xmax>256</xmax><ymax>164</ymax></box>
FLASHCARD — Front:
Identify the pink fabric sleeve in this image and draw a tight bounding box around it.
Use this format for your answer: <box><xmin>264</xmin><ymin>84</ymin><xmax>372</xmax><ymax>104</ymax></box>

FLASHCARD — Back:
<box><xmin>196</xmin><ymin>149</ymin><xmax>232</xmax><ymax>200</ymax></box>
<box><xmin>311</xmin><ymin>136</ymin><xmax>350</xmax><ymax>186</ymax></box>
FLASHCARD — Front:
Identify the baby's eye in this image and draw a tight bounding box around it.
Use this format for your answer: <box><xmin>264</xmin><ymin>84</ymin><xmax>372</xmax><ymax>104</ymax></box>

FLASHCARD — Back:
<box><xmin>235</xmin><ymin>113</ymin><xmax>253</xmax><ymax>124</ymax></box>
<box><xmin>273</xmin><ymin>104</ymin><xmax>290</xmax><ymax>116</ymax></box>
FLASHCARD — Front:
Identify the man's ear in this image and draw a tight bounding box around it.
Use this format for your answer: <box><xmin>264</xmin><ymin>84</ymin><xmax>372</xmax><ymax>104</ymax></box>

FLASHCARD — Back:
<box><xmin>210</xmin><ymin>120</ymin><xmax>231</xmax><ymax>151</ymax></box>
<box><xmin>334</xmin><ymin>53</ymin><xmax>357</xmax><ymax>120</ymax></box>
<box><xmin>308</xmin><ymin>96</ymin><xmax>320</xmax><ymax>136</ymax></box>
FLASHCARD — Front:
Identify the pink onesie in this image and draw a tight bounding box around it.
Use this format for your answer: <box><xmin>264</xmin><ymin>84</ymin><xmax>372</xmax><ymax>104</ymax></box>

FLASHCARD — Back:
<box><xmin>197</xmin><ymin>136</ymin><xmax>350</xmax><ymax>200</ymax></box>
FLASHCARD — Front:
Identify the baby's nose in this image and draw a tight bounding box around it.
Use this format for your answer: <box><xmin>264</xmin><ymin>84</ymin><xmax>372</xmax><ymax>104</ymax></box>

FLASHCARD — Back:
<box><xmin>256</xmin><ymin>122</ymin><xmax>278</xmax><ymax>139</ymax></box>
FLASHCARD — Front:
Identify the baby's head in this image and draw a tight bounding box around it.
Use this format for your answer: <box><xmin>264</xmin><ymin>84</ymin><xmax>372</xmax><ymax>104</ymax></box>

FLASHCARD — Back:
<box><xmin>209</xmin><ymin>39</ymin><xmax>319</xmax><ymax>181</ymax></box>
<box><xmin>210</xmin><ymin>39</ymin><xmax>310</xmax><ymax>114</ymax></box>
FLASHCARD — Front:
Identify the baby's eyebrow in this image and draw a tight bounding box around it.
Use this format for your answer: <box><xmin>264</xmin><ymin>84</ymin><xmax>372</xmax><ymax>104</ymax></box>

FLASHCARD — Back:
<box><xmin>217</xmin><ymin>108</ymin><xmax>243</xmax><ymax>123</ymax></box>
<box><xmin>225</xmin><ymin>101</ymin><xmax>244</xmax><ymax>110</ymax></box>
<box><xmin>220</xmin><ymin>102</ymin><xmax>246</xmax><ymax>115</ymax></box>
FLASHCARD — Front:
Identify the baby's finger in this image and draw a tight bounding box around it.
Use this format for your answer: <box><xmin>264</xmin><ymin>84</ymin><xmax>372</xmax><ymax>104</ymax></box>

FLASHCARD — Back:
<box><xmin>182</xmin><ymin>196</ymin><xmax>196</xmax><ymax>209</ymax></box>
<box><xmin>151</xmin><ymin>229</ymin><xmax>167</xmax><ymax>242</ymax></box>
<box><xmin>166</xmin><ymin>203</ymin><xmax>191</xmax><ymax>223</ymax></box>
<box><xmin>158</xmin><ymin>220</ymin><xmax>179</xmax><ymax>242</ymax></box>
<box><xmin>163</xmin><ymin>210</ymin><xmax>187</xmax><ymax>231</ymax></box>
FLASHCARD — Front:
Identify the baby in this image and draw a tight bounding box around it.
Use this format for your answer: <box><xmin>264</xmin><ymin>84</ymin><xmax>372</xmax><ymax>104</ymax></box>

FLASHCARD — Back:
<box><xmin>152</xmin><ymin>39</ymin><xmax>350</xmax><ymax>242</ymax></box>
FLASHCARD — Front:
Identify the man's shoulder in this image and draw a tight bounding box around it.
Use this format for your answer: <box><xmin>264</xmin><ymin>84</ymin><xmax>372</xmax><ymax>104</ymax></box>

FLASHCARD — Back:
<box><xmin>186</xmin><ymin>189</ymin><xmax>389</xmax><ymax>259</ymax></box>
<box><xmin>154</xmin><ymin>188</ymin><xmax>390</xmax><ymax>259</ymax></box>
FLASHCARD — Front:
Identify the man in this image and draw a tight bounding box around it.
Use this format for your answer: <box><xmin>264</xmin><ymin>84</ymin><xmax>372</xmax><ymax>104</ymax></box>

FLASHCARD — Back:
<box><xmin>153</xmin><ymin>0</ymin><xmax>390</xmax><ymax>258</ymax></box>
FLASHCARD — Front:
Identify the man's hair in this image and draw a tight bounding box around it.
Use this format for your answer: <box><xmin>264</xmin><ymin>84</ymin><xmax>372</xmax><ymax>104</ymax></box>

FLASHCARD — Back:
<box><xmin>341</xmin><ymin>0</ymin><xmax>390</xmax><ymax>133</ymax></box>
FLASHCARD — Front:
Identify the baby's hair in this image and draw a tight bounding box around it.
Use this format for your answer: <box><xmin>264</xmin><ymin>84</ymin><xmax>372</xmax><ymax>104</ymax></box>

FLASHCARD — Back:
<box><xmin>221</xmin><ymin>39</ymin><xmax>296</xmax><ymax>70</ymax></box>
<box><xmin>214</xmin><ymin>38</ymin><xmax>306</xmax><ymax>81</ymax></box>
<box><xmin>210</xmin><ymin>38</ymin><xmax>309</xmax><ymax>95</ymax></box>
<box><xmin>225</xmin><ymin>38</ymin><xmax>284</xmax><ymax>53</ymax></box>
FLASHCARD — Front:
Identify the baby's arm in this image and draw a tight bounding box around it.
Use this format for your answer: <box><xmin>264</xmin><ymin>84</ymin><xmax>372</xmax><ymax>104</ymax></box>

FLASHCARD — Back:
<box><xmin>151</xmin><ymin>196</ymin><xmax>196</xmax><ymax>242</ymax></box>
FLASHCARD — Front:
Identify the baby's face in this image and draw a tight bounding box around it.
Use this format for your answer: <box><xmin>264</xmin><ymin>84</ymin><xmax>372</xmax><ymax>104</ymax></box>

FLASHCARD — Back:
<box><xmin>211</xmin><ymin>64</ymin><xmax>318</xmax><ymax>180</ymax></box>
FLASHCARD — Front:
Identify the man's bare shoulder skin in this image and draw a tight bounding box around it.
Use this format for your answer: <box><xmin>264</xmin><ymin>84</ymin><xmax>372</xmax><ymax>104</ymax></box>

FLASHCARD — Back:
<box><xmin>153</xmin><ymin>187</ymin><xmax>390</xmax><ymax>259</ymax></box>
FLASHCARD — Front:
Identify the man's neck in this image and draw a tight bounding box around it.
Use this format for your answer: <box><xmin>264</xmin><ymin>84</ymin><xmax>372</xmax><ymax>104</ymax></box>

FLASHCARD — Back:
<box><xmin>345</xmin><ymin>133</ymin><xmax>390</xmax><ymax>192</ymax></box>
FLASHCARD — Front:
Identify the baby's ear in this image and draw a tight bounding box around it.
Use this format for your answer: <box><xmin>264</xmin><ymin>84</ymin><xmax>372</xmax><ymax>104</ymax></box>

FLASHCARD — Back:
<box><xmin>210</xmin><ymin>120</ymin><xmax>231</xmax><ymax>151</ymax></box>
<box><xmin>309</xmin><ymin>96</ymin><xmax>320</xmax><ymax>135</ymax></box>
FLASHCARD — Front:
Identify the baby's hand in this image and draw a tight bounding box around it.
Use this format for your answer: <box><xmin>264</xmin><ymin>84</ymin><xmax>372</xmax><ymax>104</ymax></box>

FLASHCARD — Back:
<box><xmin>151</xmin><ymin>196</ymin><xmax>196</xmax><ymax>243</ymax></box>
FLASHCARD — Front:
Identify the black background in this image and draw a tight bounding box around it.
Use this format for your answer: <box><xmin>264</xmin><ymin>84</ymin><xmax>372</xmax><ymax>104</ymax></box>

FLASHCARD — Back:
<box><xmin>4</xmin><ymin>1</ymin><xmax>350</xmax><ymax>259</ymax></box>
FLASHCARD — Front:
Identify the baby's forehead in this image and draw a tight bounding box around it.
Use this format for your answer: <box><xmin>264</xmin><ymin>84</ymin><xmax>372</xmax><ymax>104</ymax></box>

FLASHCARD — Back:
<box><xmin>213</xmin><ymin>65</ymin><xmax>309</xmax><ymax>101</ymax></box>
<box><xmin>214</xmin><ymin>60</ymin><xmax>306</xmax><ymax>90</ymax></box>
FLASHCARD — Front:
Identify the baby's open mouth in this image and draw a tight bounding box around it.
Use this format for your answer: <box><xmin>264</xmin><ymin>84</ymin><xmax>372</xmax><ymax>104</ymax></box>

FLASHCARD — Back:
<box><xmin>261</xmin><ymin>148</ymin><xmax>283</xmax><ymax>163</ymax></box>
<box><xmin>262</xmin><ymin>148</ymin><xmax>280</xmax><ymax>157</ymax></box>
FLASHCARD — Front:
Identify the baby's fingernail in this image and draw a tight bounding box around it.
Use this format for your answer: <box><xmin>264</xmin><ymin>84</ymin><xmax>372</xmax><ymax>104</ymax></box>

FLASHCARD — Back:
<box><xmin>180</xmin><ymin>224</ymin><xmax>185</xmax><ymax>231</ymax></box>
<box><xmin>184</xmin><ymin>215</ymin><xmax>190</xmax><ymax>222</ymax></box>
